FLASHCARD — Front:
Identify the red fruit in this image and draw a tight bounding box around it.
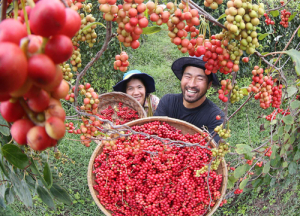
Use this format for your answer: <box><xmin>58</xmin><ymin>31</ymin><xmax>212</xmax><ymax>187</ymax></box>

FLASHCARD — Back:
<box><xmin>56</xmin><ymin>8</ymin><xmax>81</xmax><ymax>38</ymax></box>
<box><xmin>0</xmin><ymin>42</ymin><xmax>28</xmax><ymax>94</ymax></box>
<box><xmin>131</xmin><ymin>40</ymin><xmax>140</xmax><ymax>49</ymax></box>
<box><xmin>0</xmin><ymin>19</ymin><xmax>27</xmax><ymax>44</ymax></box>
<box><xmin>45</xmin><ymin>103</ymin><xmax>66</xmax><ymax>121</ymax></box>
<box><xmin>45</xmin><ymin>116</ymin><xmax>66</xmax><ymax>139</ymax></box>
<box><xmin>52</xmin><ymin>80</ymin><xmax>70</xmax><ymax>99</ymax></box>
<box><xmin>45</xmin><ymin>35</ymin><xmax>73</xmax><ymax>64</ymax></box>
<box><xmin>0</xmin><ymin>93</ymin><xmax>11</xmax><ymax>102</ymax></box>
<box><xmin>0</xmin><ymin>100</ymin><xmax>25</xmax><ymax>122</ymax></box>
<box><xmin>11</xmin><ymin>119</ymin><xmax>35</xmax><ymax>145</ymax></box>
<box><xmin>242</xmin><ymin>57</ymin><xmax>249</xmax><ymax>63</ymax></box>
<box><xmin>42</xmin><ymin>66</ymin><xmax>63</xmax><ymax>92</ymax></box>
<box><xmin>28</xmin><ymin>54</ymin><xmax>56</xmax><ymax>86</ymax></box>
<box><xmin>30</xmin><ymin>0</ymin><xmax>66</xmax><ymax>37</ymax></box>
<box><xmin>216</xmin><ymin>115</ymin><xmax>221</xmax><ymax>120</ymax></box>
<box><xmin>27</xmin><ymin>126</ymin><xmax>52</xmax><ymax>151</ymax></box>
<box><xmin>27</xmin><ymin>89</ymin><xmax>50</xmax><ymax>112</ymax></box>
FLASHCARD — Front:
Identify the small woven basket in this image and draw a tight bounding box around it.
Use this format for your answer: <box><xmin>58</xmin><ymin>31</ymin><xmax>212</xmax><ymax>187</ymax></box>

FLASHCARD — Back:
<box><xmin>93</xmin><ymin>92</ymin><xmax>147</xmax><ymax>145</ymax></box>
<box><xmin>88</xmin><ymin>117</ymin><xmax>228</xmax><ymax>216</ymax></box>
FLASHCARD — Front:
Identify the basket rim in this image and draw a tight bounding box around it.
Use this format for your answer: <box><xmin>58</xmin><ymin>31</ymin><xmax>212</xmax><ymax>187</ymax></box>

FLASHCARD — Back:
<box><xmin>98</xmin><ymin>92</ymin><xmax>146</xmax><ymax>116</ymax></box>
<box><xmin>88</xmin><ymin>116</ymin><xmax>228</xmax><ymax>216</ymax></box>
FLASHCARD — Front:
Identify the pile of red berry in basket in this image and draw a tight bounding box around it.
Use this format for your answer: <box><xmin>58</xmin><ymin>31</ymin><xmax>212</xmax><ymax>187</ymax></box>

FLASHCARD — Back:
<box><xmin>93</xmin><ymin>121</ymin><xmax>223</xmax><ymax>215</ymax></box>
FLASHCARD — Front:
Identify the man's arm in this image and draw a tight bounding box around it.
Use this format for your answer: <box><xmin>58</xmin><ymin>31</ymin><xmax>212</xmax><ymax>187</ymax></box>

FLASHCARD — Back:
<box><xmin>153</xmin><ymin>94</ymin><xmax>170</xmax><ymax>116</ymax></box>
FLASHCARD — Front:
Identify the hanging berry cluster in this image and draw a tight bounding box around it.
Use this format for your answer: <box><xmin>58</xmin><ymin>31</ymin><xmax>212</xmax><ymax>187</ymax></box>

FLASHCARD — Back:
<box><xmin>265</xmin><ymin>108</ymin><xmax>290</xmax><ymax>121</ymax></box>
<box><xmin>204</xmin><ymin>0</ymin><xmax>223</xmax><ymax>10</ymax></box>
<box><xmin>263</xmin><ymin>13</ymin><xmax>275</xmax><ymax>25</ymax></box>
<box><xmin>99</xmin><ymin>0</ymin><xmax>149</xmax><ymax>49</ymax></box>
<box><xmin>0</xmin><ymin>0</ymin><xmax>82</xmax><ymax>151</ymax></box>
<box><xmin>218</xmin><ymin>79</ymin><xmax>233</xmax><ymax>103</ymax></box>
<box><xmin>280</xmin><ymin>8</ymin><xmax>291</xmax><ymax>28</ymax></box>
<box><xmin>93</xmin><ymin>121</ymin><xmax>225</xmax><ymax>215</ymax></box>
<box><xmin>114</xmin><ymin>51</ymin><xmax>129</xmax><ymax>72</ymax></box>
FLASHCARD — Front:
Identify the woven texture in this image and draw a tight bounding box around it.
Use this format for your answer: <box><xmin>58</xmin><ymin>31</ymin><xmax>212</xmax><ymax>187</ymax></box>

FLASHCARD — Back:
<box><xmin>88</xmin><ymin>117</ymin><xmax>228</xmax><ymax>216</ymax></box>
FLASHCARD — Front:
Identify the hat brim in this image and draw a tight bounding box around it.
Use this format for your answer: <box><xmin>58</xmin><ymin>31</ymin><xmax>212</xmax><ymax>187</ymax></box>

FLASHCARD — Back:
<box><xmin>171</xmin><ymin>57</ymin><xmax>219</xmax><ymax>86</ymax></box>
<box><xmin>113</xmin><ymin>73</ymin><xmax>156</xmax><ymax>93</ymax></box>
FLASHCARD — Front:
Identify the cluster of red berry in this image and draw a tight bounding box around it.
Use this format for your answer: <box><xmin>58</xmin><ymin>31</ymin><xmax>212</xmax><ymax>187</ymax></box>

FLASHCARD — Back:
<box><xmin>97</xmin><ymin>102</ymin><xmax>139</xmax><ymax>125</ymax></box>
<box><xmin>263</xmin><ymin>13</ymin><xmax>275</xmax><ymax>25</ymax></box>
<box><xmin>256</xmin><ymin>161</ymin><xmax>263</xmax><ymax>167</ymax></box>
<box><xmin>234</xmin><ymin>189</ymin><xmax>243</xmax><ymax>195</ymax></box>
<box><xmin>93</xmin><ymin>121</ymin><xmax>223</xmax><ymax>215</ymax></box>
<box><xmin>114</xmin><ymin>51</ymin><xmax>129</xmax><ymax>72</ymax></box>
<box><xmin>246</xmin><ymin>159</ymin><xmax>253</xmax><ymax>166</ymax></box>
<box><xmin>218</xmin><ymin>79</ymin><xmax>233</xmax><ymax>103</ymax></box>
<box><xmin>264</xmin><ymin>148</ymin><xmax>272</xmax><ymax>157</ymax></box>
<box><xmin>0</xmin><ymin>0</ymin><xmax>82</xmax><ymax>151</ymax></box>
<box><xmin>280</xmin><ymin>9</ymin><xmax>291</xmax><ymax>28</ymax></box>
<box><xmin>99</xmin><ymin>0</ymin><xmax>149</xmax><ymax>49</ymax></box>
<box><xmin>265</xmin><ymin>108</ymin><xmax>290</xmax><ymax>121</ymax></box>
<box><xmin>247</xmin><ymin>66</ymin><xmax>282</xmax><ymax>109</ymax></box>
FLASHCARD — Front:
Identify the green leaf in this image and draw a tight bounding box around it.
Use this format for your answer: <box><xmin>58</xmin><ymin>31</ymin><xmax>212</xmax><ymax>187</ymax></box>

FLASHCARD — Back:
<box><xmin>4</xmin><ymin>188</ymin><xmax>14</xmax><ymax>205</ymax></box>
<box><xmin>0</xmin><ymin>114</ymin><xmax>10</xmax><ymax>136</ymax></box>
<box><xmin>285</xmin><ymin>124</ymin><xmax>291</xmax><ymax>132</ymax></box>
<box><xmin>1</xmin><ymin>144</ymin><xmax>29</xmax><ymax>169</ymax></box>
<box><xmin>235</xmin><ymin>144</ymin><xmax>253</xmax><ymax>154</ymax></box>
<box><xmin>294</xmin><ymin>150</ymin><xmax>300</xmax><ymax>161</ymax></box>
<box><xmin>234</xmin><ymin>164</ymin><xmax>249</xmax><ymax>179</ymax></box>
<box><xmin>291</xmin><ymin>100</ymin><xmax>300</xmax><ymax>110</ymax></box>
<box><xmin>270</xmin><ymin>10</ymin><xmax>280</xmax><ymax>17</ymax></box>
<box><xmin>217</xmin><ymin>13</ymin><xmax>226</xmax><ymax>20</ymax></box>
<box><xmin>284</xmin><ymin>49</ymin><xmax>300</xmax><ymax>76</ymax></box>
<box><xmin>286</xmin><ymin>86</ymin><xmax>298</xmax><ymax>98</ymax></box>
<box><xmin>239</xmin><ymin>178</ymin><xmax>249</xmax><ymax>189</ymax></box>
<box><xmin>252</xmin><ymin>179</ymin><xmax>262</xmax><ymax>188</ymax></box>
<box><xmin>288</xmin><ymin>12</ymin><xmax>297</xmax><ymax>22</ymax></box>
<box><xmin>37</xmin><ymin>186</ymin><xmax>55</xmax><ymax>209</ymax></box>
<box><xmin>262</xmin><ymin>161</ymin><xmax>270</xmax><ymax>174</ymax></box>
<box><xmin>43</xmin><ymin>163</ymin><xmax>53</xmax><ymax>189</ymax></box>
<box><xmin>282</xmin><ymin>161</ymin><xmax>288</xmax><ymax>168</ymax></box>
<box><xmin>30</xmin><ymin>158</ymin><xmax>48</xmax><ymax>188</ymax></box>
<box><xmin>142</xmin><ymin>26</ymin><xmax>161</xmax><ymax>35</ymax></box>
<box><xmin>298</xmin><ymin>28</ymin><xmax>300</xmax><ymax>38</ymax></box>
<box><xmin>10</xmin><ymin>172</ymin><xmax>32</xmax><ymax>207</ymax></box>
<box><xmin>258</xmin><ymin>33</ymin><xmax>270</xmax><ymax>40</ymax></box>
<box><xmin>277</xmin><ymin>126</ymin><xmax>284</xmax><ymax>137</ymax></box>
<box><xmin>288</xmin><ymin>162</ymin><xmax>297</xmax><ymax>175</ymax></box>
<box><xmin>0</xmin><ymin>159</ymin><xmax>9</xmax><ymax>178</ymax></box>
<box><xmin>227</xmin><ymin>179</ymin><xmax>234</xmax><ymax>189</ymax></box>
<box><xmin>0</xmin><ymin>194</ymin><xmax>5</xmax><ymax>208</ymax></box>
<box><xmin>282</xmin><ymin>115</ymin><xmax>294</xmax><ymax>125</ymax></box>
<box><xmin>50</xmin><ymin>184</ymin><xmax>72</xmax><ymax>205</ymax></box>
<box><xmin>79</xmin><ymin>22</ymin><xmax>105</xmax><ymax>33</ymax></box>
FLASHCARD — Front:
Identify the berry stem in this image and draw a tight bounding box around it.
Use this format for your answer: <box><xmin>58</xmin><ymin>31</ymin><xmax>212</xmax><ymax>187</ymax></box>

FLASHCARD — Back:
<box><xmin>20</xmin><ymin>0</ymin><xmax>31</xmax><ymax>35</ymax></box>
<box><xmin>265</xmin><ymin>0</ymin><xmax>292</xmax><ymax>12</ymax></box>
<box><xmin>13</xmin><ymin>0</ymin><xmax>18</xmax><ymax>20</ymax></box>
<box><xmin>18</xmin><ymin>98</ymin><xmax>45</xmax><ymax>127</ymax></box>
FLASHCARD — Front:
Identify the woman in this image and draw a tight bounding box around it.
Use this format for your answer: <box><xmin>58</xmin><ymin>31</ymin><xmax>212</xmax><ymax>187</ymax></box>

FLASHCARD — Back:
<box><xmin>113</xmin><ymin>70</ymin><xmax>160</xmax><ymax>117</ymax></box>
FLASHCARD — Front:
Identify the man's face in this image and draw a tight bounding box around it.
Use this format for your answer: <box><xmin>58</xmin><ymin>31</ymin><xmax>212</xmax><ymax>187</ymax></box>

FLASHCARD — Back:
<box><xmin>181</xmin><ymin>66</ymin><xmax>211</xmax><ymax>104</ymax></box>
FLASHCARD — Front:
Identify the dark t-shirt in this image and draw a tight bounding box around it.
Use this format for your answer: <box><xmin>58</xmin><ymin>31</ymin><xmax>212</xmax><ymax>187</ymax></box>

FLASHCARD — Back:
<box><xmin>153</xmin><ymin>94</ymin><xmax>224</xmax><ymax>143</ymax></box>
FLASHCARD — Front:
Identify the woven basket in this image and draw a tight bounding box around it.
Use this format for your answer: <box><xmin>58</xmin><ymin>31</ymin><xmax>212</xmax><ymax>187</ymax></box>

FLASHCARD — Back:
<box><xmin>88</xmin><ymin>117</ymin><xmax>228</xmax><ymax>216</ymax></box>
<box><xmin>94</xmin><ymin>92</ymin><xmax>147</xmax><ymax>144</ymax></box>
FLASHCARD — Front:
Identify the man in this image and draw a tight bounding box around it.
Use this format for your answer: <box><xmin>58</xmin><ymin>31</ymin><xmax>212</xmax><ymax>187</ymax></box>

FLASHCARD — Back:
<box><xmin>154</xmin><ymin>56</ymin><xmax>224</xmax><ymax>143</ymax></box>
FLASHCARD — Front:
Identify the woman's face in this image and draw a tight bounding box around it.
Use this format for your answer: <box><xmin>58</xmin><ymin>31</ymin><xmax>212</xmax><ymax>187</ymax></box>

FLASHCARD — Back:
<box><xmin>126</xmin><ymin>78</ymin><xmax>146</xmax><ymax>105</ymax></box>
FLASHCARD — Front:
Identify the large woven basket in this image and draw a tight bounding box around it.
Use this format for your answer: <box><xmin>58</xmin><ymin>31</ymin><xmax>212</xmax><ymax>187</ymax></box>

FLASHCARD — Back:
<box><xmin>88</xmin><ymin>117</ymin><xmax>228</xmax><ymax>216</ymax></box>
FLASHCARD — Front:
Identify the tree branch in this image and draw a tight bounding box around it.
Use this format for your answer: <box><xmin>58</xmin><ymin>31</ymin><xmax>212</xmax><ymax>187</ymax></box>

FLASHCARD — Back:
<box><xmin>74</xmin><ymin>21</ymin><xmax>113</xmax><ymax>107</ymax></box>
<box><xmin>60</xmin><ymin>0</ymin><xmax>69</xmax><ymax>8</ymax></box>
<box><xmin>1</xmin><ymin>0</ymin><xmax>7</xmax><ymax>21</ymax></box>
<box><xmin>266</xmin><ymin>0</ymin><xmax>292</xmax><ymax>12</ymax></box>
<box><xmin>182</xmin><ymin>0</ymin><xmax>228</xmax><ymax>30</ymax></box>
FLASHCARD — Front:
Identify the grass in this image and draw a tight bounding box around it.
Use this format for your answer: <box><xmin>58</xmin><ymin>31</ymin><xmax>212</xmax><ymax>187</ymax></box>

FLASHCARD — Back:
<box><xmin>4</xmin><ymin>26</ymin><xmax>299</xmax><ymax>216</ymax></box>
